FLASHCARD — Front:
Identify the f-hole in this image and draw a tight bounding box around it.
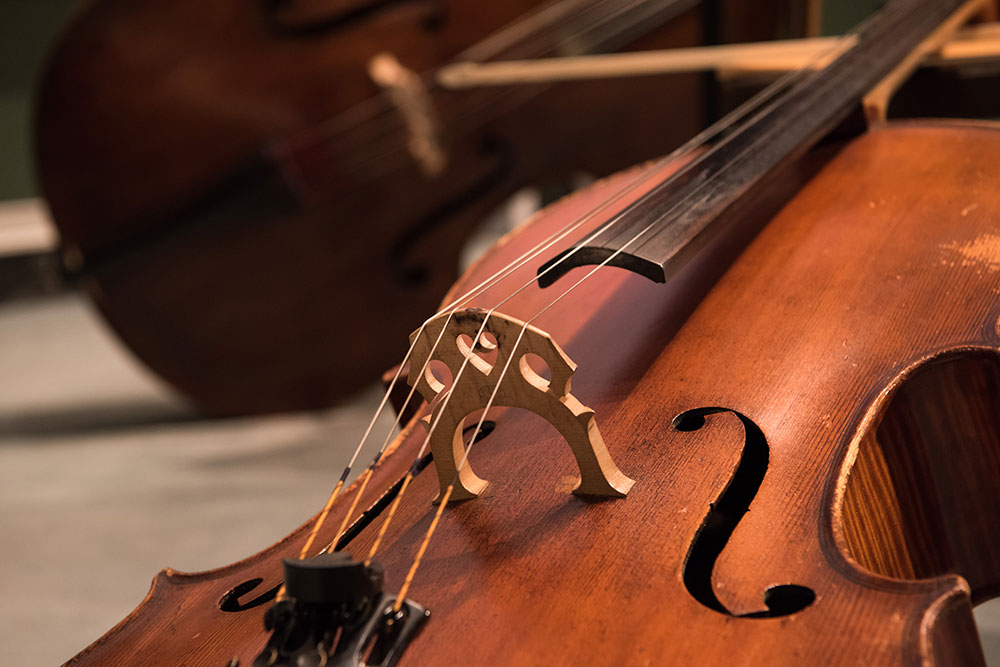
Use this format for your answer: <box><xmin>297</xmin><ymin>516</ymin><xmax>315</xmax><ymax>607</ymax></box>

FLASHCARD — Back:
<box><xmin>218</xmin><ymin>578</ymin><xmax>281</xmax><ymax>612</ymax></box>
<box><xmin>674</xmin><ymin>407</ymin><xmax>815</xmax><ymax>617</ymax></box>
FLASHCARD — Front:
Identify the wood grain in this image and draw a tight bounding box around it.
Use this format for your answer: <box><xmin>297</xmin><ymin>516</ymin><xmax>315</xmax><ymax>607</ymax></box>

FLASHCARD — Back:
<box><xmin>840</xmin><ymin>352</ymin><xmax>1000</xmax><ymax>599</ymax></box>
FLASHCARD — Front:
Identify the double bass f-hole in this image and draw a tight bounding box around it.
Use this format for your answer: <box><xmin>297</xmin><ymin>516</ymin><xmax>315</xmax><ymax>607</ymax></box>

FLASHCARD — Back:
<box><xmin>260</xmin><ymin>0</ymin><xmax>448</xmax><ymax>37</ymax></box>
<box><xmin>673</xmin><ymin>407</ymin><xmax>816</xmax><ymax>618</ymax></box>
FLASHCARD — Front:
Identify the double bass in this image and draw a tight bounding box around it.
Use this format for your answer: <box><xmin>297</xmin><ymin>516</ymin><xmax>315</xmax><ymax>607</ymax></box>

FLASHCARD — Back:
<box><xmin>64</xmin><ymin>0</ymin><xmax>1000</xmax><ymax>664</ymax></box>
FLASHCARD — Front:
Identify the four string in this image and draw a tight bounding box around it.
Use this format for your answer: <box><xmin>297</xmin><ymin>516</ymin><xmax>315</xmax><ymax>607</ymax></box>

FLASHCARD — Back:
<box><xmin>287</xmin><ymin>11</ymin><xmax>865</xmax><ymax>615</ymax></box>
<box><xmin>279</xmin><ymin>112</ymin><xmax>691</xmax><ymax>599</ymax></box>
<box><xmin>378</xmin><ymin>25</ymin><xmax>877</xmax><ymax>607</ymax></box>
<box><xmin>290</xmin><ymin>32</ymin><xmax>830</xmax><ymax>573</ymax></box>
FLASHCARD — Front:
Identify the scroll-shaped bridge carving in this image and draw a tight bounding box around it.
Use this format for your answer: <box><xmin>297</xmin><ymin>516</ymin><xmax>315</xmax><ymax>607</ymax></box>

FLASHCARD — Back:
<box><xmin>408</xmin><ymin>308</ymin><xmax>634</xmax><ymax>504</ymax></box>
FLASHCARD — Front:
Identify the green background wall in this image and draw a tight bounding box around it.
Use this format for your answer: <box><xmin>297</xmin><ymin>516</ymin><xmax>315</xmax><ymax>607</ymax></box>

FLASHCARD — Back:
<box><xmin>0</xmin><ymin>0</ymin><xmax>77</xmax><ymax>200</ymax></box>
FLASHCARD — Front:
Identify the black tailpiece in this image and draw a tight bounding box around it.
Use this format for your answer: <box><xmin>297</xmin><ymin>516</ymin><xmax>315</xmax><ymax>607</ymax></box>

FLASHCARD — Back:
<box><xmin>247</xmin><ymin>553</ymin><xmax>428</xmax><ymax>667</ymax></box>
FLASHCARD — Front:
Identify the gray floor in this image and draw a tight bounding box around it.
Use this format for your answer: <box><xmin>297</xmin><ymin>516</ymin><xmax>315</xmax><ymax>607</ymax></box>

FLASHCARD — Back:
<box><xmin>3</xmin><ymin>294</ymin><xmax>1000</xmax><ymax>666</ymax></box>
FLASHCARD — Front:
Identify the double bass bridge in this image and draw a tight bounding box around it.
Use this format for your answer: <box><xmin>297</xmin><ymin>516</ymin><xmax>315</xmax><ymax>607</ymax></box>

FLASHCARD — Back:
<box><xmin>408</xmin><ymin>307</ymin><xmax>634</xmax><ymax>503</ymax></box>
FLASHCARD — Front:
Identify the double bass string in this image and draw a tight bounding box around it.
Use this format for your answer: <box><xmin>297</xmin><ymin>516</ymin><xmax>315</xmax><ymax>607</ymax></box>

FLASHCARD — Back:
<box><xmin>292</xmin><ymin>127</ymin><xmax>702</xmax><ymax>567</ymax></box>
<box><xmin>334</xmin><ymin>71</ymin><xmax>796</xmax><ymax>552</ymax></box>
<box><xmin>351</xmin><ymin>0</ymin><xmax>898</xmax><ymax>553</ymax></box>
<box><xmin>309</xmin><ymin>47</ymin><xmax>814</xmax><ymax>549</ymax></box>
<box><xmin>384</xmin><ymin>29</ymin><xmax>866</xmax><ymax>606</ymax></box>
<box><xmin>361</xmin><ymin>39</ymin><xmax>833</xmax><ymax>552</ymax></box>
<box><xmin>303</xmin><ymin>140</ymin><xmax>696</xmax><ymax>562</ymax></box>
<box><xmin>300</xmin><ymin>99</ymin><xmax>757</xmax><ymax>567</ymax></box>
<box><xmin>362</xmin><ymin>80</ymin><xmax>834</xmax><ymax>592</ymax></box>
<box><xmin>297</xmin><ymin>30</ymin><xmax>834</xmax><ymax>589</ymax></box>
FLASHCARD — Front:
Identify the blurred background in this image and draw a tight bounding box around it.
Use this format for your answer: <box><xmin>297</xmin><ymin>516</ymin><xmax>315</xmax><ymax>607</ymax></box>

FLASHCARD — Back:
<box><xmin>3</xmin><ymin>1</ymin><xmax>1000</xmax><ymax>665</ymax></box>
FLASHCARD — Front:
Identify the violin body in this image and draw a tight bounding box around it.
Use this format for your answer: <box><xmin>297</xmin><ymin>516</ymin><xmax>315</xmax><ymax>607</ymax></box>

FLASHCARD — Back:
<box><xmin>66</xmin><ymin>120</ymin><xmax>1000</xmax><ymax>665</ymax></box>
<box><xmin>35</xmin><ymin>0</ymin><xmax>796</xmax><ymax>414</ymax></box>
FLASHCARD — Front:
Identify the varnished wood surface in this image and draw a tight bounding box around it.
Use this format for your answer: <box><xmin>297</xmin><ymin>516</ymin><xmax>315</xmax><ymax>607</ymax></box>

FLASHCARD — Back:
<box><xmin>840</xmin><ymin>353</ymin><xmax>1000</xmax><ymax>597</ymax></box>
<box><xmin>67</xmin><ymin>123</ymin><xmax>1000</xmax><ymax>665</ymax></box>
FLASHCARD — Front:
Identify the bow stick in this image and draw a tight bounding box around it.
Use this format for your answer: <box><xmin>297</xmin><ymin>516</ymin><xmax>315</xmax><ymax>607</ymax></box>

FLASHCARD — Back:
<box><xmin>437</xmin><ymin>20</ymin><xmax>1000</xmax><ymax>89</ymax></box>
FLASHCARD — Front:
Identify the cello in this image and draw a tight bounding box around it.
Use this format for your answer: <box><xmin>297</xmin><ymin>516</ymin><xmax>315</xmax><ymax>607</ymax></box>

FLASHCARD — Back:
<box><xmin>64</xmin><ymin>0</ymin><xmax>1000</xmax><ymax>664</ymax></box>
<box><xmin>34</xmin><ymin>0</ymin><xmax>798</xmax><ymax>415</ymax></box>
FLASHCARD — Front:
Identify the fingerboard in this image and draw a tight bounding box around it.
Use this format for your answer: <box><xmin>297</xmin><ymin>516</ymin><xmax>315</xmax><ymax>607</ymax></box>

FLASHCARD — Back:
<box><xmin>537</xmin><ymin>0</ymin><xmax>969</xmax><ymax>287</ymax></box>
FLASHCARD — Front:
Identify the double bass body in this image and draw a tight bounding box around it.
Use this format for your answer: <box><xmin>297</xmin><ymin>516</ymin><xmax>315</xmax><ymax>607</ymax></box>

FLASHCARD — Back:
<box><xmin>67</xmin><ymin>120</ymin><xmax>1000</xmax><ymax>664</ymax></box>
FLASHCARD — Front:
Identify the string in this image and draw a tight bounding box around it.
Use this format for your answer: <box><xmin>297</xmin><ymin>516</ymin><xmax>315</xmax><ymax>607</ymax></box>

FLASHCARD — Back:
<box><xmin>382</xmin><ymin>26</ymin><xmax>868</xmax><ymax>606</ymax></box>
<box><xmin>341</xmin><ymin>46</ymin><xmax>831</xmax><ymax>573</ymax></box>
<box><xmin>313</xmin><ymin>146</ymin><xmax>688</xmax><ymax>557</ymax></box>
<box><xmin>290</xmin><ymin>25</ymin><xmax>838</xmax><ymax>593</ymax></box>
<box><xmin>290</xmin><ymin>135</ymin><xmax>684</xmax><ymax>571</ymax></box>
<box><xmin>391</xmin><ymin>3</ymin><xmax>943</xmax><ymax>614</ymax></box>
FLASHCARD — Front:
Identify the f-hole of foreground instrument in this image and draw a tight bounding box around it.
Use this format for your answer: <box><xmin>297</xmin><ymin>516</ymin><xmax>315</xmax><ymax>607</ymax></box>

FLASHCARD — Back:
<box><xmin>673</xmin><ymin>407</ymin><xmax>816</xmax><ymax>618</ymax></box>
<box><xmin>218</xmin><ymin>578</ymin><xmax>280</xmax><ymax>613</ymax></box>
<box><xmin>840</xmin><ymin>351</ymin><xmax>1000</xmax><ymax>611</ymax></box>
